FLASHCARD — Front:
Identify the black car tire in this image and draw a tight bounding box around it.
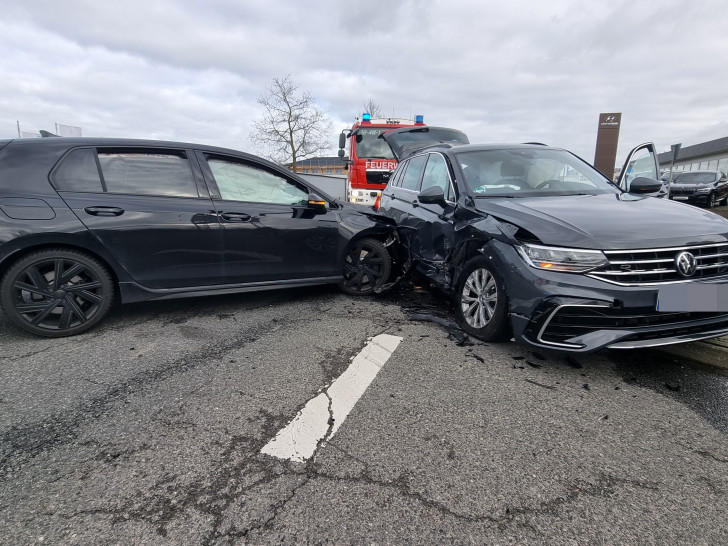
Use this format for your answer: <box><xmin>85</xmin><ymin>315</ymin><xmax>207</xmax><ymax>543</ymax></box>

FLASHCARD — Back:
<box><xmin>454</xmin><ymin>255</ymin><xmax>510</xmax><ymax>342</ymax></box>
<box><xmin>0</xmin><ymin>249</ymin><xmax>114</xmax><ymax>337</ymax></box>
<box><xmin>721</xmin><ymin>193</ymin><xmax>728</xmax><ymax>206</ymax></box>
<box><xmin>707</xmin><ymin>192</ymin><xmax>717</xmax><ymax>208</ymax></box>
<box><xmin>339</xmin><ymin>238</ymin><xmax>391</xmax><ymax>296</ymax></box>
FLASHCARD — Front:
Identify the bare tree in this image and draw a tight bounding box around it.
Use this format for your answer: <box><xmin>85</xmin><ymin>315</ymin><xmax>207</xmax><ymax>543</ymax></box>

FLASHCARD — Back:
<box><xmin>250</xmin><ymin>75</ymin><xmax>332</xmax><ymax>170</ymax></box>
<box><xmin>362</xmin><ymin>98</ymin><xmax>383</xmax><ymax>119</ymax></box>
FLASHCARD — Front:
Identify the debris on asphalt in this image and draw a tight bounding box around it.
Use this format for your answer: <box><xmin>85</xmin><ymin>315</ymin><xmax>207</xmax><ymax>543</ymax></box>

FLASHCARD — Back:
<box><xmin>409</xmin><ymin>313</ymin><xmax>471</xmax><ymax>346</ymax></box>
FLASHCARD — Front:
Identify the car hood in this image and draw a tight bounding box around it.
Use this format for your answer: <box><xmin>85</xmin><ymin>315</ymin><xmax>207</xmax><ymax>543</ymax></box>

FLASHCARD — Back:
<box><xmin>475</xmin><ymin>193</ymin><xmax>728</xmax><ymax>250</ymax></box>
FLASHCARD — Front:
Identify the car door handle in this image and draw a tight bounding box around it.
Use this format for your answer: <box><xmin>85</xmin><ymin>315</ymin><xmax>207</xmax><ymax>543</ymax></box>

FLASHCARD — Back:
<box><xmin>84</xmin><ymin>206</ymin><xmax>124</xmax><ymax>217</ymax></box>
<box><xmin>220</xmin><ymin>212</ymin><xmax>252</xmax><ymax>222</ymax></box>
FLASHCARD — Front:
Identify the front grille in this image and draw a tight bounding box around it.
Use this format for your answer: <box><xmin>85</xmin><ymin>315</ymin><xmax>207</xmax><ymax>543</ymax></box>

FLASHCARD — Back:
<box><xmin>669</xmin><ymin>188</ymin><xmax>696</xmax><ymax>196</ymax></box>
<box><xmin>539</xmin><ymin>305</ymin><xmax>728</xmax><ymax>346</ymax></box>
<box><xmin>365</xmin><ymin>171</ymin><xmax>392</xmax><ymax>185</ymax></box>
<box><xmin>588</xmin><ymin>242</ymin><xmax>728</xmax><ymax>285</ymax></box>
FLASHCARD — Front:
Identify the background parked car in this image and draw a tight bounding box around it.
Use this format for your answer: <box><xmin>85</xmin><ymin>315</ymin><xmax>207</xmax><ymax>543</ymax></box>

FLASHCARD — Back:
<box><xmin>378</xmin><ymin>140</ymin><xmax>728</xmax><ymax>352</ymax></box>
<box><xmin>669</xmin><ymin>170</ymin><xmax>728</xmax><ymax>208</ymax></box>
<box><xmin>0</xmin><ymin>138</ymin><xmax>393</xmax><ymax>337</ymax></box>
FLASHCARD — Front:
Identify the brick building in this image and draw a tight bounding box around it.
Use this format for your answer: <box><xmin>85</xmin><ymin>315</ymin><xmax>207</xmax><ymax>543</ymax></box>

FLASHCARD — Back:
<box><xmin>290</xmin><ymin>156</ymin><xmax>345</xmax><ymax>175</ymax></box>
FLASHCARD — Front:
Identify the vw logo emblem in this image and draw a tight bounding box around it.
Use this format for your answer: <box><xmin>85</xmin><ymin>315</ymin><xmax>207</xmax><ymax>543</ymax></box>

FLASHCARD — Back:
<box><xmin>675</xmin><ymin>251</ymin><xmax>697</xmax><ymax>277</ymax></box>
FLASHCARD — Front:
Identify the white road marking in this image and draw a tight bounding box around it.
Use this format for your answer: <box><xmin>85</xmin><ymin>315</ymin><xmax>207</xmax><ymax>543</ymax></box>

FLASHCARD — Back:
<box><xmin>260</xmin><ymin>334</ymin><xmax>403</xmax><ymax>462</ymax></box>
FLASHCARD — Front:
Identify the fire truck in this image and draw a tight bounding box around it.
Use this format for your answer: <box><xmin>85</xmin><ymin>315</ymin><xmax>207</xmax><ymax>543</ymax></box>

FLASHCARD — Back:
<box><xmin>337</xmin><ymin>113</ymin><xmax>426</xmax><ymax>205</ymax></box>
<box><xmin>338</xmin><ymin>114</ymin><xmax>469</xmax><ymax>205</ymax></box>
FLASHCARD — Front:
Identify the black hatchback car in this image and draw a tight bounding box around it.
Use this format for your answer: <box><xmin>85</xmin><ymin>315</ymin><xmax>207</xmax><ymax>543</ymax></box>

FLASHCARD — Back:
<box><xmin>0</xmin><ymin>138</ymin><xmax>392</xmax><ymax>337</ymax></box>
<box><xmin>669</xmin><ymin>170</ymin><xmax>728</xmax><ymax>208</ymax></box>
<box><xmin>379</xmin><ymin>141</ymin><xmax>728</xmax><ymax>352</ymax></box>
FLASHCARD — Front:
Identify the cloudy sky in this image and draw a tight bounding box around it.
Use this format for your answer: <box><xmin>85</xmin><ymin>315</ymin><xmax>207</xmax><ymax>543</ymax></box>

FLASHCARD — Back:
<box><xmin>2</xmin><ymin>0</ymin><xmax>728</xmax><ymax>163</ymax></box>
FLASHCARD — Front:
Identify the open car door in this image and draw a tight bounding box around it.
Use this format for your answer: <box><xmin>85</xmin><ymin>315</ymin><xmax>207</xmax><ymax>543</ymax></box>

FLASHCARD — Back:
<box><xmin>616</xmin><ymin>142</ymin><xmax>666</xmax><ymax>198</ymax></box>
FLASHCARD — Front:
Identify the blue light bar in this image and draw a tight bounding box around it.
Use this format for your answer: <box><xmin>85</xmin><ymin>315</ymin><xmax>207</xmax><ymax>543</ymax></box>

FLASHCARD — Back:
<box><xmin>362</xmin><ymin>113</ymin><xmax>371</xmax><ymax>122</ymax></box>
<box><xmin>415</xmin><ymin>114</ymin><xmax>424</xmax><ymax>124</ymax></box>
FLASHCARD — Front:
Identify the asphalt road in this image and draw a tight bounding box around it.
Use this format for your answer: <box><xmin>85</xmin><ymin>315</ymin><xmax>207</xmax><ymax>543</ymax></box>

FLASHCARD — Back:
<box><xmin>1</xmin><ymin>283</ymin><xmax>727</xmax><ymax>545</ymax></box>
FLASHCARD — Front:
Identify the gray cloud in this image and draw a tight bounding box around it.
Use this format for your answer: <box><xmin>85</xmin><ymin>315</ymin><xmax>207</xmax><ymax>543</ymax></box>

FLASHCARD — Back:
<box><xmin>2</xmin><ymin>0</ymin><xmax>727</xmax><ymax>163</ymax></box>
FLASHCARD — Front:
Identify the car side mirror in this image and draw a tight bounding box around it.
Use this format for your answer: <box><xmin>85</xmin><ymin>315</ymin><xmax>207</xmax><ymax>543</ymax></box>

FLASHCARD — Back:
<box><xmin>418</xmin><ymin>185</ymin><xmax>448</xmax><ymax>207</ymax></box>
<box><xmin>307</xmin><ymin>193</ymin><xmax>328</xmax><ymax>213</ymax></box>
<box><xmin>628</xmin><ymin>177</ymin><xmax>663</xmax><ymax>194</ymax></box>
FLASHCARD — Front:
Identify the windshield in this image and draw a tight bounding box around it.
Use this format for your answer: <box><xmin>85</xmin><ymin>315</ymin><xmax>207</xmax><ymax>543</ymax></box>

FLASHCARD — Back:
<box><xmin>674</xmin><ymin>172</ymin><xmax>717</xmax><ymax>184</ymax></box>
<box><xmin>353</xmin><ymin>128</ymin><xmax>396</xmax><ymax>159</ymax></box>
<box><xmin>455</xmin><ymin>148</ymin><xmax>618</xmax><ymax>197</ymax></box>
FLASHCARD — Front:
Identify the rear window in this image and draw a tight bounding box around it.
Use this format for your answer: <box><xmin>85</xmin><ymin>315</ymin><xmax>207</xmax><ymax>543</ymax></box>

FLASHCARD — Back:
<box><xmin>400</xmin><ymin>155</ymin><xmax>427</xmax><ymax>191</ymax></box>
<box><xmin>53</xmin><ymin>148</ymin><xmax>103</xmax><ymax>192</ymax></box>
<box><xmin>98</xmin><ymin>152</ymin><xmax>198</xmax><ymax>197</ymax></box>
<box><xmin>53</xmin><ymin>148</ymin><xmax>198</xmax><ymax>197</ymax></box>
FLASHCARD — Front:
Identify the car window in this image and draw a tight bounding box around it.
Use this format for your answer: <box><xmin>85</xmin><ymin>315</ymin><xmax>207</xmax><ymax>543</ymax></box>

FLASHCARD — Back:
<box><xmin>421</xmin><ymin>154</ymin><xmax>453</xmax><ymax>200</ymax></box>
<box><xmin>400</xmin><ymin>155</ymin><xmax>427</xmax><ymax>191</ymax></box>
<box><xmin>389</xmin><ymin>162</ymin><xmax>405</xmax><ymax>188</ymax></box>
<box><xmin>456</xmin><ymin>148</ymin><xmax>616</xmax><ymax>197</ymax></box>
<box><xmin>207</xmin><ymin>158</ymin><xmax>308</xmax><ymax>205</ymax></box>
<box><xmin>53</xmin><ymin>148</ymin><xmax>104</xmax><ymax>192</ymax></box>
<box><xmin>97</xmin><ymin>151</ymin><xmax>198</xmax><ymax>197</ymax></box>
<box><xmin>622</xmin><ymin>147</ymin><xmax>658</xmax><ymax>188</ymax></box>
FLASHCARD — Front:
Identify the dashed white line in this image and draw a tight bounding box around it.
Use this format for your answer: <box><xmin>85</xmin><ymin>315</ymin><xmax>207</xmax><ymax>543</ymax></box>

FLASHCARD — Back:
<box><xmin>260</xmin><ymin>334</ymin><xmax>403</xmax><ymax>462</ymax></box>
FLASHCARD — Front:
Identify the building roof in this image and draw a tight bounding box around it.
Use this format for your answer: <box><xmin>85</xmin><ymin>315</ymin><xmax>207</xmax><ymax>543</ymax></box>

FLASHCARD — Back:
<box><xmin>295</xmin><ymin>156</ymin><xmax>343</xmax><ymax>167</ymax></box>
<box><xmin>657</xmin><ymin>135</ymin><xmax>728</xmax><ymax>164</ymax></box>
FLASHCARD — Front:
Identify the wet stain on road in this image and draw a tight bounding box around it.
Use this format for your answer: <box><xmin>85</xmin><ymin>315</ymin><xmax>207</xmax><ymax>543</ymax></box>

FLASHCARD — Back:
<box><xmin>609</xmin><ymin>349</ymin><xmax>728</xmax><ymax>433</ymax></box>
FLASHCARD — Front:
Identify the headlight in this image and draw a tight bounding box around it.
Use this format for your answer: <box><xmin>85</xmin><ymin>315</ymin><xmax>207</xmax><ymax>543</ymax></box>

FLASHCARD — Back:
<box><xmin>517</xmin><ymin>243</ymin><xmax>608</xmax><ymax>273</ymax></box>
<box><xmin>694</xmin><ymin>188</ymin><xmax>711</xmax><ymax>194</ymax></box>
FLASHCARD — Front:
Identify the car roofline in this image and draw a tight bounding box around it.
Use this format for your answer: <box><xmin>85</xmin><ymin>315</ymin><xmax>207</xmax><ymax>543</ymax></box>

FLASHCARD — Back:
<box><xmin>5</xmin><ymin>137</ymin><xmax>336</xmax><ymax>202</ymax></box>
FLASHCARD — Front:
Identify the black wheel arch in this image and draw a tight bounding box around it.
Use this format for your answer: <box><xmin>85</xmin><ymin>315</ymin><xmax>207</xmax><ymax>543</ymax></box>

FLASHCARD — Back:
<box><xmin>339</xmin><ymin>226</ymin><xmax>393</xmax><ymax>261</ymax></box>
<box><xmin>0</xmin><ymin>241</ymin><xmax>123</xmax><ymax>302</ymax></box>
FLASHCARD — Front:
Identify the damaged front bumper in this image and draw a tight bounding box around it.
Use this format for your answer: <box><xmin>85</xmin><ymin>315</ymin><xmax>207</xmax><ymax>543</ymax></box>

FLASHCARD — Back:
<box><xmin>486</xmin><ymin>241</ymin><xmax>728</xmax><ymax>353</ymax></box>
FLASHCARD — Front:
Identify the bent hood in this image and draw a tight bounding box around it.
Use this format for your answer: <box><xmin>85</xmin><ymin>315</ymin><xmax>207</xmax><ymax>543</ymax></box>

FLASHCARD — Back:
<box><xmin>475</xmin><ymin>193</ymin><xmax>728</xmax><ymax>250</ymax></box>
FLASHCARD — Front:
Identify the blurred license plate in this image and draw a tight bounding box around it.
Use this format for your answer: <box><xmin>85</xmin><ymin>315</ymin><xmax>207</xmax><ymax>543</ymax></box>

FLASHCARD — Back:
<box><xmin>672</xmin><ymin>196</ymin><xmax>689</xmax><ymax>200</ymax></box>
<box><xmin>657</xmin><ymin>283</ymin><xmax>728</xmax><ymax>311</ymax></box>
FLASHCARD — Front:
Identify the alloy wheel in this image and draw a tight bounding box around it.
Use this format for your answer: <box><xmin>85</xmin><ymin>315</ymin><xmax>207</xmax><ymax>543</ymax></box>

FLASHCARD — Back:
<box><xmin>340</xmin><ymin>238</ymin><xmax>390</xmax><ymax>295</ymax></box>
<box><xmin>2</xmin><ymin>253</ymin><xmax>111</xmax><ymax>335</ymax></box>
<box><xmin>460</xmin><ymin>267</ymin><xmax>498</xmax><ymax>329</ymax></box>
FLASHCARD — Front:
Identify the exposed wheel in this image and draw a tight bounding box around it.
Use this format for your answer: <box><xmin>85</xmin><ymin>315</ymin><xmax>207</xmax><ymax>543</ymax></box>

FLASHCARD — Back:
<box><xmin>339</xmin><ymin>238</ymin><xmax>391</xmax><ymax>296</ymax></box>
<box><xmin>720</xmin><ymin>193</ymin><xmax>728</xmax><ymax>206</ymax></box>
<box><xmin>0</xmin><ymin>249</ymin><xmax>113</xmax><ymax>337</ymax></box>
<box><xmin>454</xmin><ymin>256</ymin><xmax>510</xmax><ymax>342</ymax></box>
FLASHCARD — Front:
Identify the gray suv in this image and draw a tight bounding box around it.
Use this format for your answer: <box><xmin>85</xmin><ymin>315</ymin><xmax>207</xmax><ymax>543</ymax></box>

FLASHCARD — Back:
<box><xmin>378</xmin><ymin>138</ymin><xmax>728</xmax><ymax>352</ymax></box>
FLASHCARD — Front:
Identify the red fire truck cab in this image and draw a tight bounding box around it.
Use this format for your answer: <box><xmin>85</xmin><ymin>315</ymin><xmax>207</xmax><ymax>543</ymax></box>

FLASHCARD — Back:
<box><xmin>338</xmin><ymin>114</ymin><xmax>468</xmax><ymax>205</ymax></box>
